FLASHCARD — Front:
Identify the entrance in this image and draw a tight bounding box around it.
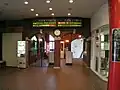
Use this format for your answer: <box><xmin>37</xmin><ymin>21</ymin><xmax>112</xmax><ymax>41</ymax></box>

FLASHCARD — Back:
<box><xmin>71</xmin><ymin>38</ymin><xmax>84</xmax><ymax>59</ymax></box>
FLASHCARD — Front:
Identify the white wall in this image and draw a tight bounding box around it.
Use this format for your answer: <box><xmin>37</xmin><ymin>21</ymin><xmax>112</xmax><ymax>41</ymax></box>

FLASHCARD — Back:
<box><xmin>2</xmin><ymin>33</ymin><xmax>22</xmax><ymax>67</ymax></box>
<box><xmin>91</xmin><ymin>2</ymin><xmax>109</xmax><ymax>31</ymax></box>
<box><xmin>90</xmin><ymin>2</ymin><xmax>109</xmax><ymax>71</ymax></box>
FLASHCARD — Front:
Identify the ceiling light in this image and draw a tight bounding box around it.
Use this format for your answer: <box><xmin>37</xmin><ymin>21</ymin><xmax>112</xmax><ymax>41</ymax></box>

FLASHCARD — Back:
<box><xmin>49</xmin><ymin>8</ymin><xmax>52</xmax><ymax>11</ymax></box>
<box><xmin>24</xmin><ymin>1</ymin><xmax>28</xmax><ymax>4</ymax></box>
<box><xmin>36</xmin><ymin>14</ymin><xmax>39</xmax><ymax>16</ymax></box>
<box><xmin>31</xmin><ymin>9</ymin><xmax>34</xmax><ymax>11</ymax></box>
<box><xmin>51</xmin><ymin>13</ymin><xmax>54</xmax><ymax>16</ymax></box>
<box><xmin>68</xmin><ymin>13</ymin><xmax>71</xmax><ymax>16</ymax></box>
<box><xmin>46</xmin><ymin>0</ymin><xmax>50</xmax><ymax>3</ymax></box>
<box><xmin>69</xmin><ymin>0</ymin><xmax>73</xmax><ymax>3</ymax></box>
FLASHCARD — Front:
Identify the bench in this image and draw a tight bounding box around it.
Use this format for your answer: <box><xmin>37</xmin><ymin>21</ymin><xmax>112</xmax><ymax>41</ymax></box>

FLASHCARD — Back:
<box><xmin>0</xmin><ymin>61</ymin><xmax>6</xmax><ymax>68</ymax></box>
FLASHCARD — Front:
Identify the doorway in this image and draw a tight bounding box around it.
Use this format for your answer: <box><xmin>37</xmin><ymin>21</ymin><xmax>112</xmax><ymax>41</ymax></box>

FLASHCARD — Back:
<box><xmin>71</xmin><ymin>38</ymin><xmax>84</xmax><ymax>59</ymax></box>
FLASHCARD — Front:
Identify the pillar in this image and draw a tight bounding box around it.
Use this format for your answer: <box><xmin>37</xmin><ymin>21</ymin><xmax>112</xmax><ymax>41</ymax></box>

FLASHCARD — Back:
<box><xmin>108</xmin><ymin>0</ymin><xmax>120</xmax><ymax>90</ymax></box>
<box><xmin>54</xmin><ymin>37</ymin><xmax>61</xmax><ymax>69</ymax></box>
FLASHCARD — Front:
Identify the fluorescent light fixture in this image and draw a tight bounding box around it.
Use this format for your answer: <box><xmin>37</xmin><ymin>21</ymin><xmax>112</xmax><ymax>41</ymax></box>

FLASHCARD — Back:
<box><xmin>69</xmin><ymin>0</ymin><xmax>73</xmax><ymax>3</ymax></box>
<box><xmin>31</xmin><ymin>9</ymin><xmax>34</xmax><ymax>11</ymax></box>
<box><xmin>24</xmin><ymin>1</ymin><xmax>28</xmax><ymax>4</ymax></box>
<box><xmin>68</xmin><ymin>13</ymin><xmax>71</xmax><ymax>16</ymax></box>
<box><xmin>51</xmin><ymin>13</ymin><xmax>54</xmax><ymax>16</ymax></box>
<box><xmin>46</xmin><ymin>0</ymin><xmax>50</xmax><ymax>3</ymax></box>
<box><xmin>49</xmin><ymin>7</ymin><xmax>52</xmax><ymax>11</ymax></box>
<box><xmin>36</xmin><ymin>14</ymin><xmax>39</xmax><ymax>16</ymax></box>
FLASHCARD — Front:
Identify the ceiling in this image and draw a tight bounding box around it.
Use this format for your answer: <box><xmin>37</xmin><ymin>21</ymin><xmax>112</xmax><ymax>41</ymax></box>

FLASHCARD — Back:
<box><xmin>0</xmin><ymin>0</ymin><xmax>107</xmax><ymax>20</ymax></box>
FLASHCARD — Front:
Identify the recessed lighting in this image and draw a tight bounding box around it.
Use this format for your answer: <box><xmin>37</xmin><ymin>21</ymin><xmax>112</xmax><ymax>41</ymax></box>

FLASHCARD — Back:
<box><xmin>24</xmin><ymin>1</ymin><xmax>28</xmax><ymax>4</ymax></box>
<box><xmin>36</xmin><ymin>14</ymin><xmax>39</xmax><ymax>16</ymax></box>
<box><xmin>49</xmin><ymin>8</ymin><xmax>52</xmax><ymax>11</ymax></box>
<box><xmin>46</xmin><ymin>0</ymin><xmax>50</xmax><ymax>3</ymax></box>
<box><xmin>68</xmin><ymin>13</ymin><xmax>71</xmax><ymax>16</ymax></box>
<box><xmin>31</xmin><ymin>9</ymin><xmax>34</xmax><ymax>11</ymax></box>
<box><xmin>69</xmin><ymin>0</ymin><xmax>73</xmax><ymax>3</ymax></box>
<box><xmin>51</xmin><ymin>13</ymin><xmax>54</xmax><ymax>16</ymax></box>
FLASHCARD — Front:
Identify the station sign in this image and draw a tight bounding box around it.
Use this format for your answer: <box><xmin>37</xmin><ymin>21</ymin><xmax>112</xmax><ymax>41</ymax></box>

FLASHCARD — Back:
<box><xmin>33</xmin><ymin>19</ymin><xmax>56</xmax><ymax>27</ymax></box>
<box><xmin>32</xmin><ymin>18</ymin><xmax>82</xmax><ymax>28</ymax></box>
<box><xmin>57</xmin><ymin>19</ymin><xmax>82</xmax><ymax>27</ymax></box>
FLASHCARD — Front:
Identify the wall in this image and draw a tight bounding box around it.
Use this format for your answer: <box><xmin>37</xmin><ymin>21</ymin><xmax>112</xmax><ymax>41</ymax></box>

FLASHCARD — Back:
<box><xmin>91</xmin><ymin>2</ymin><xmax>109</xmax><ymax>70</ymax></box>
<box><xmin>90</xmin><ymin>2</ymin><xmax>109</xmax><ymax>81</ymax></box>
<box><xmin>91</xmin><ymin>2</ymin><xmax>109</xmax><ymax>31</ymax></box>
<box><xmin>2</xmin><ymin>33</ymin><xmax>22</xmax><ymax>67</ymax></box>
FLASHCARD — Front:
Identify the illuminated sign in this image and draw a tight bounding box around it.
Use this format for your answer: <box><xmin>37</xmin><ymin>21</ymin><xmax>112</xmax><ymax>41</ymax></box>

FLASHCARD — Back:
<box><xmin>33</xmin><ymin>19</ymin><xmax>56</xmax><ymax>27</ymax></box>
<box><xmin>32</xmin><ymin>19</ymin><xmax>82</xmax><ymax>27</ymax></box>
<box><xmin>57</xmin><ymin>19</ymin><xmax>82</xmax><ymax>27</ymax></box>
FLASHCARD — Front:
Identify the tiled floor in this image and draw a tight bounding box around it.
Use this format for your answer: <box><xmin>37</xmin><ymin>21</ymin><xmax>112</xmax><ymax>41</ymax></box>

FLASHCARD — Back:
<box><xmin>0</xmin><ymin>60</ymin><xmax>107</xmax><ymax>90</ymax></box>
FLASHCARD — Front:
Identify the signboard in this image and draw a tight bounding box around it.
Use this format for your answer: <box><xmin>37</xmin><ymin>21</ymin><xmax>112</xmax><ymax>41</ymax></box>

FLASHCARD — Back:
<box><xmin>57</xmin><ymin>19</ymin><xmax>82</xmax><ymax>27</ymax></box>
<box><xmin>32</xmin><ymin>18</ymin><xmax>82</xmax><ymax>27</ymax></box>
<box><xmin>112</xmin><ymin>28</ymin><xmax>120</xmax><ymax>62</ymax></box>
<box><xmin>33</xmin><ymin>19</ymin><xmax>56</xmax><ymax>27</ymax></box>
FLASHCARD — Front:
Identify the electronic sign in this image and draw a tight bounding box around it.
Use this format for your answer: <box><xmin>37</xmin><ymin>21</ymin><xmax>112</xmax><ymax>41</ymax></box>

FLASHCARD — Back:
<box><xmin>33</xmin><ymin>19</ymin><xmax>56</xmax><ymax>27</ymax></box>
<box><xmin>57</xmin><ymin>19</ymin><xmax>82</xmax><ymax>27</ymax></box>
<box><xmin>32</xmin><ymin>19</ymin><xmax>82</xmax><ymax>27</ymax></box>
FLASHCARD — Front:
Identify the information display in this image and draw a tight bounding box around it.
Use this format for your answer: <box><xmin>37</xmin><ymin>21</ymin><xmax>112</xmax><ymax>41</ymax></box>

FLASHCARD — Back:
<box><xmin>112</xmin><ymin>29</ymin><xmax>120</xmax><ymax>61</ymax></box>
<box><xmin>33</xmin><ymin>19</ymin><xmax>56</xmax><ymax>27</ymax></box>
<box><xmin>32</xmin><ymin>18</ymin><xmax>82</xmax><ymax>27</ymax></box>
<box><xmin>57</xmin><ymin>19</ymin><xmax>82</xmax><ymax>27</ymax></box>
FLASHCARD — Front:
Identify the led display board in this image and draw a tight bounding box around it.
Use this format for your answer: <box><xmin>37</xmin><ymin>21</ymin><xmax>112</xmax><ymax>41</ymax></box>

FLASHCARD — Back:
<box><xmin>33</xmin><ymin>19</ymin><xmax>56</xmax><ymax>27</ymax></box>
<box><xmin>32</xmin><ymin>18</ymin><xmax>82</xmax><ymax>27</ymax></box>
<box><xmin>57</xmin><ymin>19</ymin><xmax>82</xmax><ymax>27</ymax></box>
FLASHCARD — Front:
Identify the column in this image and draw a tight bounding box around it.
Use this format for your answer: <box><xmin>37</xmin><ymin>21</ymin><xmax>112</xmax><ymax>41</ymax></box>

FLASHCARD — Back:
<box><xmin>108</xmin><ymin>0</ymin><xmax>120</xmax><ymax>90</ymax></box>
<box><xmin>54</xmin><ymin>37</ymin><xmax>61</xmax><ymax>69</ymax></box>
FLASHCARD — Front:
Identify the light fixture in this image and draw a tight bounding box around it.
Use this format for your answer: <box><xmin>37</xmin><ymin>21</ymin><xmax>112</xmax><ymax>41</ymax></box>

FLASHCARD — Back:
<box><xmin>24</xmin><ymin>1</ymin><xmax>28</xmax><ymax>4</ymax></box>
<box><xmin>49</xmin><ymin>7</ymin><xmax>52</xmax><ymax>11</ymax></box>
<box><xmin>31</xmin><ymin>9</ymin><xmax>34</xmax><ymax>11</ymax></box>
<box><xmin>65</xmin><ymin>40</ymin><xmax>69</xmax><ymax>43</ymax></box>
<box><xmin>78</xmin><ymin>35</ymin><xmax>82</xmax><ymax>38</ymax></box>
<box><xmin>36</xmin><ymin>14</ymin><xmax>39</xmax><ymax>16</ymax></box>
<box><xmin>60</xmin><ymin>41</ymin><xmax>64</xmax><ymax>43</ymax></box>
<box><xmin>39</xmin><ymin>38</ymin><xmax>43</xmax><ymax>42</ymax></box>
<box><xmin>51</xmin><ymin>13</ymin><xmax>54</xmax><ymax>16</ymax></box>
<box><xmin>46</xmin><ymin>0</ymin><xmax>50</xmax><ymax>3</ymax></box>
<box><xmin>69</xmin><ymin>0</ymin><xmax>73</xmax><ymax>3</ymax></box>
<box><xmin>68</xmin><ymin>13</ymin><xmax>71</xmax><ymax>16</ymax></box>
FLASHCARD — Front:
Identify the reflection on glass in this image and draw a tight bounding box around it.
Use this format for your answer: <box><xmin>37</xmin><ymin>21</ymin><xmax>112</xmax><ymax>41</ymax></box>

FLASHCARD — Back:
<box><xmin>101</xmin><ymin>43</ymin><xmax>104</xmax><ymax>50</ymax></box>
<box><xmin>101</xmin><ymin>34</ymin><xmax>104</xmax><ymax>41</ymax></box>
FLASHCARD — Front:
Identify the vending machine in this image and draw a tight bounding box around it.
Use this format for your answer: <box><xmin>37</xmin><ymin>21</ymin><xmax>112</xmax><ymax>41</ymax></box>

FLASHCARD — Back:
<box><xmin>17</xmin><ymin>41</ymin><xmax>28</xmax><ymax>68</ymax></box>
